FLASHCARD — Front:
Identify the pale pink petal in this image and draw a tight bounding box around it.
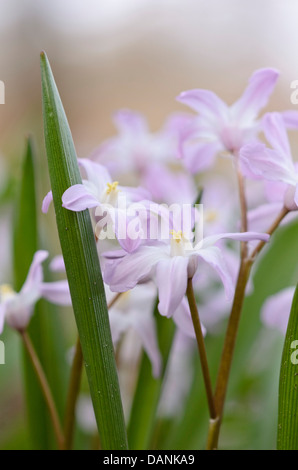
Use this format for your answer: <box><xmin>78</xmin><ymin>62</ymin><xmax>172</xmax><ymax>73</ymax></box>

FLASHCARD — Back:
<box><xmin>62</xmin><ymin>184</ymin><xmax>99</xmax><ymax>212</ymax></box>
<box><xmin>113</xmin><ymin>109</ymin><xmax>148</xmax><ymax>136</ymax></box>
<box><xmin>78</xmin><ymin>159</ymin><xmax>111</xmax><ymax>194</ymax></box>
<box><xmin>231</xmin><ymin>68</ymin><xmax>279</xmax><ymax>122</ymax></box>
<box><xmin>177</xmin><ymin>89</ymin><xmax>229</xmax><ymax>122</ymax></box>
<box><xmin>103</xmin><ymin>245</ymin><xmax>167</xmax><ymax>292</ymax></box>
<box><xmin>240</xmin><ymin>142</ymin><xmax>296</xmax><ymax>185</ymax></box>
<box><xmin>264</xmin><ymin>180</ymin><xmax>287</xmax><ymax>203</ymax></box>
<box><xmin>282</xmin><ymin>110</ymin><xmax>298</xmax><ymax>129</ymax></box>
<box><xmin>40</xmin><ymin>280</ymin><xmax>72</xmax><ymax>306</ymax></box>
<box><xmin>197</xmin><ymin>231</ymin><xmax>270</xmax><ymax>250</ymax></box>
<box><xmin>262</xmin><ymin>113</ymin><xmax>291</xmax><ymax>159</ymax></box>
<box><xmin>49</xmin><ymin>255</ymin><xmax>65</xmax><ymax>272</ymax></box>
<box><xmin>130</xmin><ymin>309</ymin><xmax>162</xmax><ymax>378</ymax></box>
<box><xmin>248</xmin><ymin>203</ymin><xmax>283</xmax><ymax>232</ymax></box>
<box><xmin>182</xmin><ymin>140</ymin><xmax>220</xmax><ymax>174</ymax></box>
<box><xmin>42</xmin><ymin>191</ymin><xmax>53</xmax><ymax>214</ymax></box>
<box><xmin>261</xmin><ymin>287</ymin><xmax>295</xmax><ymax>334</ymax></box>
<box><xmin>172</xmin><ymin>297</ymin><xmax>206</xmax><ymax>339</ymax></box>
<box><xmin>197</xmin><ymin>247</ymin><xmax>234</xmax><ymax>300</ymax></box>
<box><xmin>21</xmin><ymin>250</ymin><xmax>49</xmax><ymax>294</ymax></box>
<box><xmin>156</xmin><ymin>256</ymin><xmax>189</xmax><ymax>318</ymax></box>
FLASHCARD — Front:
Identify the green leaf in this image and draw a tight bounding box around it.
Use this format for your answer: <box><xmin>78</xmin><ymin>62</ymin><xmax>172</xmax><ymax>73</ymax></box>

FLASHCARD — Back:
<box><xmin>13</xmin><ymin>137</ymin><xmax>68</xmax><ymax>449</ymax></box>
<box><xmin>127</xmin><ymin>305</ymin><xmax>175</xmax><ymax>450</ymax></box>
<box><xmin>277</xmin><ymin>284</ymin><xmax>298</xmax><ymax>450</ymax></box>
<box><xmin>40</xmin><ymin>52</ymin><xmax>128</xmax><ymax>450</ymax></box>
<box><xmin>13</xmin><ymin>137</ymin><xmax>51</xmax><ymax>449</ymax></box>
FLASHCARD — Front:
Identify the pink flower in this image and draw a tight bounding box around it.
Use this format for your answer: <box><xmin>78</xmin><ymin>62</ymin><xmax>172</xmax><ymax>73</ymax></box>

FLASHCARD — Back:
<box><xmin>261</xmin><ymin>287</ymin><xmax>295</xmax><ymax>334</ymax></box>
<box><xmin>0</xmin><ymin>251</ymin><xmax>71</xmax><ymax>333</ymax></box>
<box><xmin>103</xmin><ymin>229</ymin><xmax>270</xmax><ymax>318</ymax></box>
<box><xmin>105</xmin><ymin>283</ymin><xmax>162</xmax><ymax>378</ymax></box>
<box><xmin>240</xmin><ymin>112</ymin><xmax>298</xmax><ymax>211</ymax></box>
<box><xmin>176</xmin><ymin>68</ymin><xmax>279</xmax><ymax>173</ymax></box>
<box><xmin>43</xmin><ymin>158</ymin><xmax>151</xmax><ymax>253</ymax></box>
<box><xmin>91</xmin><ymin>109</ymin><xmax>197</xmax><ymax>204</ymax></box>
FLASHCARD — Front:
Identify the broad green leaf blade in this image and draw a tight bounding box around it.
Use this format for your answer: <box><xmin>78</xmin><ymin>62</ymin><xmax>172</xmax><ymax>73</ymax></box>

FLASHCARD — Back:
<box><xmin>13</xmin><ymin>137</ymin><xmax>50</xmax><ymax>449</ymax></box>
<box><xmin>13</xmin><ymin>138</ymin><xmax>68</xmax><ymax>449</ymax></box>
<box><xmin>127</xmin><ymin>305</ymin><xmax>175</xmax><ymax>450</ymax></box>
<box><xmin>40</xmin><ymin>52</ymin><xmax>127</xmax><ymax>450</ymax></box>
<box><xmin>277</xmin><ymin>284</ymin><xmax>298</xmax><ymax>450</ymax></box>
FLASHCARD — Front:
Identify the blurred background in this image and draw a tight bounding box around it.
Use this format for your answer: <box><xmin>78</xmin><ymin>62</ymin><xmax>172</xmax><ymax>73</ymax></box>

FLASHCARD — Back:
<box><xmin>1</xmin><ymin>0</ymin><xmax>298</xmax><ymax>450</ymax></box>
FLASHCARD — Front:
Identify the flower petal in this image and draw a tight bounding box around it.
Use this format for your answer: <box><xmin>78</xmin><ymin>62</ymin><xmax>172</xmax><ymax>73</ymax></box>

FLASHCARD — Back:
<box><xmin>21</xmin><ymin>250</ymin><xmax>49</xmax><ymax>295</ymax></box>
<box><xmin>197</xmin><ymin>231</ymin><xmax>270</xmax><ymax>250</ymax></box>
<box><xmin>262</xmin><ymin>113</ymin><xmax>292</xmax><ymax>160</ymax></box>
<box><xmin>113</xmin><ymin>109</ymin><xmax>148</xmax><ymax>136</ymax></box>
<box><xmin>49</xmin><ymin>255</ymin><xmax>65</xmax><ymax>272</ymax></box>
<box><xmin>156</xmin><ymin>256</ymin><xmax>189</xmax><ymax>317</ymax></box>
<box><xmin>129</xmin><ymin>308</ymin><xmax>162</xmax><ymax>378</ymax></box>
<box><xmin>78</xmin><ymin>158</ymin><xmax>111</xmax><ymax>195</ymax></box>
<box><xmin>40</xmin><ymin>280</ymin><xmax>72</xmax><ymax>306</ymax></box>
<box><xmin>172</xmin><ymin>297</ymin><xmax>206</xmax><ymax>339</ymax></box>
<box><xmin>231</xmin><ymin>68</ymin><xmax>279</xmax><ymax>123</ymax></box>
<box><xmin>62</xmin><ymin>184</ymin><xmax>100</xmax><ymax>212</ymax></box>
<box><xmin>282</xmin><ymin>110</ymin><xmax>298</xmax><ymax>129</ymax></box>
<box><xmin>240</xmin><ymin>142</ymin><xmax>297</xmax><ymax>185</ymax></box>
<box><xmin>196</xmin><ymin>246</ymin><xmax>234</xmax><ymax>300</ymax></box>
<box><xmin>177</xmin><ymin>89</ymin><xmax>229</xmax><ymax>122</ymax></box>
<box><xmin>261</xmin><ymin>287</ymin><xmax>295</xmax><ymax>334</ymax></box>
<box><xmin>181</xmin><ymin>140</ymin><xmax>220</xmax><ymax>174</ymax></box>
<box><xmin>103</xmin><ymin>245</ymin><xmax>167</xmax><ymax>292</ymax></box>
<box><xmin>42</xmin><ymin>191</ymin><xmax>53</xmax><ymax>214</ymax></box>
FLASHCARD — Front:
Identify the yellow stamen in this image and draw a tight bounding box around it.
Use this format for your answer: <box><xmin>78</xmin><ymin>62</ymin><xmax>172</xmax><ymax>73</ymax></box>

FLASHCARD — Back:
<box><xmin>170</xmin><ymin>230</ymin><xmax>184</xmax><ymax>243</ymax></box>
<box><xmin>106</xmin><ymin>181</ymin><xmax>119</xmax><ymax>194</ymax></box>
<box><xmin>0</xmin><ymin>284</ymin><xmax>14</xmax><ymax>296</ymax></box>
<box><xmin>0</xmin><ymin>284</ymin><xmax>15</xmax><ymax>301</ymax></box>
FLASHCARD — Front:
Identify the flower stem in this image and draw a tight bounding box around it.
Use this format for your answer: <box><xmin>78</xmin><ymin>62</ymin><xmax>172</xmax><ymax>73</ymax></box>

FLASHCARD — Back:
<box><xmin>208</xmin><ymin>206</ymin><xmax>289</xmax><ymax>449</ymax></box>
<box><xmin>186</xmin><ymin>278</ymin><xmax>217</xmax><ymax>420</ymax></box>
<box><xmin>20</xmin><ymin>330</ymin><xmax>65</xmax><ymax>450</ymax></box>
<box><xmin>64</xmin><ymin>336</ymin><xmax>83</xmax><ymax>450</ymax></box>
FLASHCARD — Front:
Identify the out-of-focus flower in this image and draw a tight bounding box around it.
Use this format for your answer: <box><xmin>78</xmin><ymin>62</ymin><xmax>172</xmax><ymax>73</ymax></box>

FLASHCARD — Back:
<box><xmin>176</xmin><ymin>68</ymin><xmax>279</xmax><ymax>173</ymax></box>
<box><xmin>241</xmin><ymin>113</ymin><xmax>298</xmax><ymax>211</ymax></box>
<box><xmin>76</xmin><ymin>395</ymin><xmax>97</xmax><ymax>435</ymax></box>
<box><xmin>103</xmin><ymin>227</ymin><xmax>270</xmax><ymax>318</ymax></box>
<box><xmin>200</xmin><ymin>177</ymin><xmax>237</xmax><ymax>236</ymax></box>
<box><xmin>106</xmin><ymin>283</ymin><xmax>162</xmax><ymax>378</ymax></box>
<box><xmin>0</xmin><ymin>250</ymin><xmax>71</xmax><ymax>333</ymax></box>
<box><xmin>92</xmin><ymin>110</ymin><xmax>197</xmax><ymax>205</ymax></box>
<box><xmin>159</xmin><ymin>330</ymin><xmax>195</xmax><ymax>418</ymax></box>
<box><xmin>261</xmin><ymin>287</ymin><xmax>295</xmax><ymax>334</ymax></box>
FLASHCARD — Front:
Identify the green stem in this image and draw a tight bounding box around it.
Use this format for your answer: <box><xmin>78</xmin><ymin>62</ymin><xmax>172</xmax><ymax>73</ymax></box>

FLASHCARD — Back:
<box><xmin>208</xmin><ymin>206</ymin><xmax>289</xmax><ymax>449</ymax></box>
<box><xmin>186</xmin><ymin>278</ymin><xmax>217</xmax><ymax>420</ymax></box>
<box><xmin>21</xmin><ymin>331</ymin><xmax>65</xmax><ymax>450</ymax></box>
<box><xmin>64</xmin><ymin>336</ymin><xmax>83</xmax><ymax>450</ymax></box>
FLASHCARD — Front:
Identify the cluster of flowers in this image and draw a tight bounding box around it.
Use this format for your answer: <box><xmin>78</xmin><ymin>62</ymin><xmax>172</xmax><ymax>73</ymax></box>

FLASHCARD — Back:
<box><xmin>1</xmin><ymin>68</ymin><xmax>297</xmax><ymax>417</ymax></box>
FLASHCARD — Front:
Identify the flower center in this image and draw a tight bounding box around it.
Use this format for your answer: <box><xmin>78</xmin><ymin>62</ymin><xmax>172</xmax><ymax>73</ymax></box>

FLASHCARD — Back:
<box><xmin>170</xmin><ymin>230</ymin><xmax>191</xmax><ymax>257</ymax></box>
<box><xmin>170</xmin><ymin>230</ymin><xmax>183</xmax><ymax>243</ymax></box>
<box><xmin>106</xmin><ymin>181</ymin><xmax>119</xmax><ymax>195</ymax></box>
<box><xmin>102</xmin><ymin>181</ymin><xmax>120</xmax><ymax>206</ymax></box>
<box><xmin>0</xmin><ymin>284</ymin><xmax>15</xmax><ymax>302</ymax></box>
